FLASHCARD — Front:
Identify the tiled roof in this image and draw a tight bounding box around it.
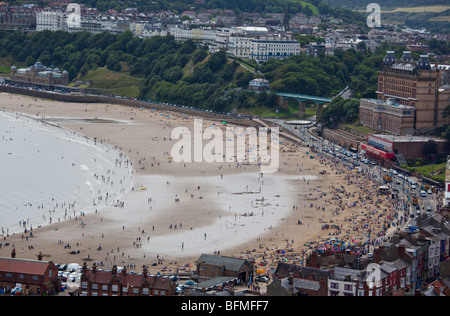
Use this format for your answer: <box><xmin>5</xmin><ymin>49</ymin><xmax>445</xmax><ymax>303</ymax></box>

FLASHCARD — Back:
<box><xmin>0</xmin><ymin>257</ymin><xmax>52</xmax><ymax>275</ymax></box>
<box><xmin>83</xmin><ymin>269</ymin><xmax>150</xmax><ymax>287</ymax></box>
<box><xmin>82</xmin><ymin>267</ymin><xmax>173</xmax><ymax>290</ymax></box>
<box><xmin>196</xmin><ymin>254</ymin><xmax>249</xmax><ymax>272</ymax></box>
<box><xmin>275</xmin><ymin>262</ymin><xmax>331</xmax><ymax>280</ymax></box>
<box><xmin>281</xmin><ymin>278</ymin><xmax>321</xmax><ymax>292</ymax></box>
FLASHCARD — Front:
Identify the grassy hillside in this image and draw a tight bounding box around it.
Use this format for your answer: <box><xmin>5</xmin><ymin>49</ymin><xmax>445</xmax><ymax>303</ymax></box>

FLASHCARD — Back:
<box><xmin>288</xmin><ymin>0</ymin><xmax>319</xmax><ymax>15</ymax></box>
<box><xmin>79</xmin><ymin>67</ymin><xmax>143</xmax><ymax>97</ymax></box>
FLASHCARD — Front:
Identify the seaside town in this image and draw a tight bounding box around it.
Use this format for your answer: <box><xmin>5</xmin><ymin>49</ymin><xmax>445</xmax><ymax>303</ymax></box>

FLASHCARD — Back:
<box><xmin>0</xmin><ymin>1</ymin><xmax>448</xmax><ymax>60</ymax></box>
<box><xmin>0</xmin><ymin>0</ymin><xmax>449</xmax><ymax>300</ymax></box>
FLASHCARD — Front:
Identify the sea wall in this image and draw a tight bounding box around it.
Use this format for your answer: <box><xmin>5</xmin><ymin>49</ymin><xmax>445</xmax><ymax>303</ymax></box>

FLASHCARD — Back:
<box><xmin>0</xmin><ymin>85</ymin><xmax>244</xmax><ymax>123</ymax></box>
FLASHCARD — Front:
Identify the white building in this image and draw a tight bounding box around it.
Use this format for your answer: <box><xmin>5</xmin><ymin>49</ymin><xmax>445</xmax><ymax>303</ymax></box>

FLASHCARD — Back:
<box><xmin>36</xmin><ymin>10</ymin><xmax>66</xmax><ymax>32</ymax></box>
<box><xmin>249</xmin><ymin>78</ymin><xmax>269</xmax><ymax>90</ymax></box>
<box><xmin>141</xmin><ymin>25</ymin><xmax>168</xmax><ymax>38</ymax></box>
<box><xmin>328</xmin><ymin>267</ymin><xmax>359</xmax><ymax>296</ymax></box>
<box><xmin>227</xmin><ymin>34</ymin><xmax>254</xmax><ymax>59</ymax></box>
<box><xmin>170</xmin><ymin>27</ymin><xmax>217</xmax><ymax>44</ymax></box>
<box><xmin>250</xmin><ymin>34</ymin><xmax>300</xmax><ymax>63</ymax></box>
<box><xmin>427</xmin><ymin>237</ymin><xmax>441</xmax><ymax>277</ymax></box>
<box><xmin>228</xmin><ymin>33</ymin><xmax>300</xmax><ymax>63</ymax></box>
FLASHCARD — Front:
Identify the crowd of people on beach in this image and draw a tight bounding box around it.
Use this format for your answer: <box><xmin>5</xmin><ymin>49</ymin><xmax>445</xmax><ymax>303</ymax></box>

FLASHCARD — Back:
<box><xmin>233</xmin><ymin>138</ymin><xmax>409</xmax><ymax>279</ymax></box>
<box><xmin>0</xmin><ymin>96</ymin><xmax>410</xmax><ymax>283</ymax></box>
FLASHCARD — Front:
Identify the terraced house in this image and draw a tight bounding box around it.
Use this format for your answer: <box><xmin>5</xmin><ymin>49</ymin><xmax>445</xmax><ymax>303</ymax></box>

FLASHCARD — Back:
<box><xmin>79</xmin><ymin>262</ymin><xmax>176</xmax><ymax>296</ymax></box>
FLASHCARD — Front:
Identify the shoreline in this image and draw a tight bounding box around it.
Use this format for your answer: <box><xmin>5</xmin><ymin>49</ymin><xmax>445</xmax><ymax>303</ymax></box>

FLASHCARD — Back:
<box><xmin>0</xmin><ymin>92</ymin><xmax>398</xmax><ymax>278</ymax></box>
<box><xmin>0</xmin><ymin>109</ymin><xmax>133</xmax><ymax>235</ymax></box>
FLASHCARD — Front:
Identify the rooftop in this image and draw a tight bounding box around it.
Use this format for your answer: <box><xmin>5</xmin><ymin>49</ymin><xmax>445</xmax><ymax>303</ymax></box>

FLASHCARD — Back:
<box><xmin>372</xmin><ymin>134</ymin><xmax>446</xmax><ymax>143</ymax></box>
<box><xmin>0</xmin><ymin>256</ymin><xmax>53</xmax><ymax>275</ymax></box>
<box><xmin>361</xmin><ymin>98</ymin><xmax>415</xmax><ymax>110</ymax></box>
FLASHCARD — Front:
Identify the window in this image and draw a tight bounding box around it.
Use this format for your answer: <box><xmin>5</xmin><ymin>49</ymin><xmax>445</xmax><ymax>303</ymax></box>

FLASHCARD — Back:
<box><xmin>102</xmin><ymin>284</ymin><xmax>108</xmax><ymax>291</ymax></box>
<box><xmin>112</xmin><ymin>284</ymin><xmax>119</xmax><ymax>292</ymax></box>
<box><xmin>344</xmin><ymin>284</ymin><xmax>353</xmax><ymax>292</ymax></box>
<box><xmin>330</xmin><ymin>282</ymin><xmax>339</xmax><ymax>289</ymax></box>
<box><xmin>142</xmin><ymin>288</ymin><xmax>149</xmax><ymax>295</ymax></box>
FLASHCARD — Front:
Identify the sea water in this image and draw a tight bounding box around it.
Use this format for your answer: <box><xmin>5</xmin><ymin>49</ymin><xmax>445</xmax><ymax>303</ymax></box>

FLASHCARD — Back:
<box><xmin>0</xmin><ymin>111</ymin><xmax>133</xmax><ymax>235</ymax></box>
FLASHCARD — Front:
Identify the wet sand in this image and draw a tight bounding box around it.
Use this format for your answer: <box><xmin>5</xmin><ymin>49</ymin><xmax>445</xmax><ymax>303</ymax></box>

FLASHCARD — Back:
<box><xmin>0</xmin><ymin>92</ymin><xmax>397</xmax><ymax>277</ymax></box>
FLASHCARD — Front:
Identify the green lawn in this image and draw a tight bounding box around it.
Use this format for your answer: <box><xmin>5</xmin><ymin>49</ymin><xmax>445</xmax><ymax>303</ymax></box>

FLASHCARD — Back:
<box><xmin>0</xmin><ymin>65</ymin><xmax>11</xmax><ymax>76</ymax></box>
<box><xmin>342</xmin><ymin>124</ymin><xmax>373</xmax><ymax>135</ymax></box>
<box><xmin>407</xmin><ymin>162</ymin><xmax>446</xmax><ymax>182</ymax></box>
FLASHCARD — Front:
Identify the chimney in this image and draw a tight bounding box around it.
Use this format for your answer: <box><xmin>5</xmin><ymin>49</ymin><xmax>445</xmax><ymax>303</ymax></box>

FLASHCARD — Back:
<box><xmin>374</xmin><ymin>247</ymin><xmax>382</xmax><ymax>264</ymax></box>
<box><xmin>122</xmin><ymin>266</ymin><xmax>127</xmax><ymax>277</ymax></box>
<box><xmin>309</xmin><ymin>251</ymin><xmax>318</xmax><ymax>268</ymax></box>
<box><xmin>142</xmin><ymin>266</ymin><xmax>148</xmax><ymax>278</ymax></box>
<box><xmin>319</xmin><ymin>277</ymin><xmax>326</xmax><ymax>288</ymax></box>
<box><xmin>398</xmin><ymin>244</ymin><xmax>406</xmax><ymax>259</ymax></box>
<box><xmin>37</xmin><ymin>252</ymin><xmax>43</xmax><ymax>261</ymax></box>
<box><xmin>112</xmin><ymin>265</ymin><xmax>117</xmax><ymax>275</ymax></box>
<box><xmin>11</xmin><ymin>248</ymin><xmax>16</xmax><ymax>258</ymax></box>
<box><xmin>92</xmin><ymin>262</ymin><xmax>97</xmax><ymax>273</ymax></box>
<box><xmin>288</xmin><ymin>273</ymin><xmax>294</xmax><ymax>285</ymax></box>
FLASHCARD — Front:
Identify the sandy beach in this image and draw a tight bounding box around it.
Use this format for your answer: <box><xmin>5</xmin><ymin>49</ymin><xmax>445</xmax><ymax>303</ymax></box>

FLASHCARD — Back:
<box><xmin>0</xmin><ymin>92</ymin><xmax>400</xmax><ymax>277</ymax></box>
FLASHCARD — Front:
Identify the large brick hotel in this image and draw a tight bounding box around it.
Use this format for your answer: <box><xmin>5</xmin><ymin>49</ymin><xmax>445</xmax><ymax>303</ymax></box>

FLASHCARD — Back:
<box><xmin>359</xmin><ymin>51</ymin><xmax>450</xmax><ymax>135</ymax></box>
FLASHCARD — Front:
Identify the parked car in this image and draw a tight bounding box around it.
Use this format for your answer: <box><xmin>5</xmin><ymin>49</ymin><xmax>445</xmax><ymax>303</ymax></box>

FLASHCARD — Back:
<box><xmin>256</xmin><ymin>276</ymin><xmax>270</xmax><ymax>283</ymax></box>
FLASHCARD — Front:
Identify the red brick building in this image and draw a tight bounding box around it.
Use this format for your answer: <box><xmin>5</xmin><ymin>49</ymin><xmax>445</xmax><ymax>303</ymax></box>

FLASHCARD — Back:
<box><xmin>0</xmin><ymin>255</ymin><xmax>60</xmax><ymax>295</ymax></box>
<box><xmin>79</xmin><ymin>262</ymin><xmax>176</xmax><ymax>296</ymax></box>
<box><xmin>359</xmin><ymin>51</ymin><xmax>450</xmax><ymax>135</ymax></box>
